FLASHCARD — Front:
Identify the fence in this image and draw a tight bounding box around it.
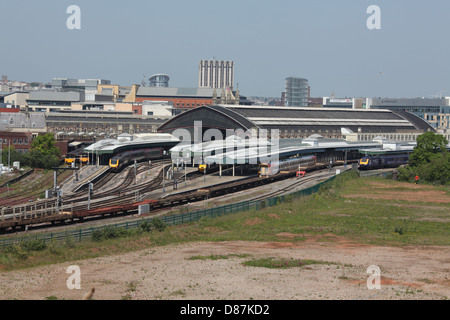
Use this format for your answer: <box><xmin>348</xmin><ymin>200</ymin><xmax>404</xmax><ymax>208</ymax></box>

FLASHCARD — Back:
<box><xmin>0</xmin><ymin>174</ymin><xmax>337</xmax><ymax>248</ymax></box>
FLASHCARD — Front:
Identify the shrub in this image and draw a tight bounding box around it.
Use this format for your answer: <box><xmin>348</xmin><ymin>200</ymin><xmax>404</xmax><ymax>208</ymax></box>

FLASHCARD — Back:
<box><xmin>64</xmin><ymin>234</ymin><xmax>76</xmax><ymax>248</ymax></box>
<box><xmin>151</xmin><ymin>218</ymin><xmax>166</xmax><ymax>232</ymax></box>
<box><xmin>91</xmin><ymin>226</ymin><xmax>128</xmax><ymax>241</ymax></box>
<box><xmin>20</xmin><ymin>238</ymin><xmax>47</xmax><ymax>252</ymax></box>
<box><xmin>139</xmin><ymin>221</ymin><xmax>152</xmax><ymax>232</ymax></box>
<box><xmin>4</xmin><ymin>242</ymin><xmax>29</xmax><ymax>260</ymax></box>
<box><xmin>394</xmin><ymin>226</ymin><xmax>404</xmax><ymax>235</ymax></box>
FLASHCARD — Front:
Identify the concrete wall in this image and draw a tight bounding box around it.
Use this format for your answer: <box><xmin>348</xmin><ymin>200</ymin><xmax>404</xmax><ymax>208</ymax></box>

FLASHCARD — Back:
<box><xmin>4</xmin><ymin>92</ymin><xmax>29</xmax><ymax>107</ymax></box>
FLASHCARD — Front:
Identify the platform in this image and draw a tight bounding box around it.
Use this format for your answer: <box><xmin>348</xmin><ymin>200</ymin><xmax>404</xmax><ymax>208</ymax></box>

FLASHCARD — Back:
<box><xmin>142</xmin><ymin>171</ymin><xmax>250</xmax><ymax>201</ymax></box>
<box><xmin>60</xmin><ymin>165</ymin><xmax>109</xmax><ymax>194</ymax></box>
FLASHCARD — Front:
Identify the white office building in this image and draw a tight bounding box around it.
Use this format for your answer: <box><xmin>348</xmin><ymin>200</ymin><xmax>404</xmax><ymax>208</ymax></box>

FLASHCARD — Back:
<box><xmin>198</xmin><ymin>60</ymin><xmax>234</xmax><ymax>90</ymax></box>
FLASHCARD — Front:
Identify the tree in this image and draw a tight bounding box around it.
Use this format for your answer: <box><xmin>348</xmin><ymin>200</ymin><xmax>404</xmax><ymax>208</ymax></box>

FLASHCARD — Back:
<box><xmin>26</xmin><ymin>149</ymin><xmax>60</xmax><ymax>169</ymax></box>
<box><xmin>408</xmin><ymin>131</ymin><xmax>448</xmax><ymax>167</ymax></box>
<box><xmin>30</xmin><ymin>133</ymin><xmax>61</xmax><ymax>158</ymax></box>
<box><xmin>27</xmin><ymin>133</ymin><xmax>61</xmax><ymax>169</ymax></box>
<box><xmin>398</xmin><ymin>132</ymin><xmax>450</xmax><ymax>185</ymax></box>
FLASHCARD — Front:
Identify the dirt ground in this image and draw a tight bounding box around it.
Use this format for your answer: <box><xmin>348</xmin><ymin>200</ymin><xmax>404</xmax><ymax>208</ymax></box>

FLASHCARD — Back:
<box><xmin>0</xmin><ymin>237</ymin><xmax>448</xmax><ymax>300</ymax></box>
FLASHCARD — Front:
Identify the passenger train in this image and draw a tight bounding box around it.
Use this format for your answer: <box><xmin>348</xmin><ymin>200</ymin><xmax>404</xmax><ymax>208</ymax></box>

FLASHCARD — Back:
<box><xmin>64</xmin><ymin>152</ymin><xmax>89</xmax><ymax>167</ymax></box>
<box><xmin>198</xmin><ymin>164</ymin><xmax>207</xmax><ymax>173</ymax></box>
<box><xmin>259</xmin><ymin>155</ymin><xmax>317</xmax><ymax>176</ymax></box>
<box><xmin>358</xmin><ymin>154</ymin><xmax>410</xmax><ymax>170</ymax></box>
<box><xmin>109</xmin><ymin>147</ymin><xmax>165</xmax><ymax>172</ymax></box>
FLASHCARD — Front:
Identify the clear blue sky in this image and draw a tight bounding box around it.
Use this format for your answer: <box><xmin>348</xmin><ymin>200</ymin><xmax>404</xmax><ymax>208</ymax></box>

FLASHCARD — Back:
<box><xmin>1</xmin><ymin>0</ymin><xmax>449</xmax><ymax>99</ymax></box>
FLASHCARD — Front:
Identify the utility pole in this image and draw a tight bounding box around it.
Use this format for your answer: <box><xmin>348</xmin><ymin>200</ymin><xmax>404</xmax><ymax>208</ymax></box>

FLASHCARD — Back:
<box><xmin>8</xmin><ymin>139</ymin><xmax>11</xmax><ymax>170</ymax></box>
<box><xmin>56</xmin><ymin>188</ymin><xmax>60</xmax><ymax>212</ymax></box>
<box><xmin>344</xmin><ymin>150</ymin><xmax>348</xmax><ymax>167</ymax></box>
<box><xmin>172</xmin><ymin>161</ymin><xmax>176</xmax><ymax>190</ymax></box>
<box><xmin>87</xmin><ymin>181</ymin><xmax>93</xmax><ymax>210</ymax></box>
<box><xmin>134</xmin><ymin>160</ymin><xmax>137</xmax><ymax>185</ymax></box>
<box><xmin>162</xmin><ymin>169</ymin><xmax>166</xmax><ymax>193</ymax></box>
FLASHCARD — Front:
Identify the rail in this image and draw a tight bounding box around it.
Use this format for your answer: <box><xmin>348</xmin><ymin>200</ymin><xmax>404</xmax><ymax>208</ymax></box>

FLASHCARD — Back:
<box><xmin>0</xmin><ymin>173</ymin><xmax>338</xmax><ymax>248</ymax></box>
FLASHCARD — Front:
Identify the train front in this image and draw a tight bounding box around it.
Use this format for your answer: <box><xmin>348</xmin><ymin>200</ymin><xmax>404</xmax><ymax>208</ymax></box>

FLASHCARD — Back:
<box><xmin>109</xmin><ymin>155</ymin><xmax>120</xmax><ymax>171</ymax></box>
<box><xmin>358</xmin><ymin>156</ymin><xmax>371</xmax><ymax>170</ymax></box>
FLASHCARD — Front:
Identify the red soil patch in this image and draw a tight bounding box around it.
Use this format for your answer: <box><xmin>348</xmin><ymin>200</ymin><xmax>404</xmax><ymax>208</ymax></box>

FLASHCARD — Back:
<box><xmin>350</xmin><ymin>277</ymin><xmax>424</xmax><ymax>289</ymax></box>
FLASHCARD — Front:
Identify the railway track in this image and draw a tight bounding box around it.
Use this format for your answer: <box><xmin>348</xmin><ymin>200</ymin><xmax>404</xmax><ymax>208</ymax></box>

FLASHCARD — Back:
<box><xmin>0</xmin><ymin>160</ymin><xmax>346</xmax><ymax>233</ymax></box>
<box><xmin>0</xmin><ymin>170</ymin><xmax>71</xmax><ymax>207</ymax></box>
<box><xmin>249</xmin><ymin>170</ymin><xmax>334</xmax><ymax>202</ymax></box>
<box><xmin>0</xmin><ymin>160</ymin><xmax>186</xmax><ymax>231</ymax></box>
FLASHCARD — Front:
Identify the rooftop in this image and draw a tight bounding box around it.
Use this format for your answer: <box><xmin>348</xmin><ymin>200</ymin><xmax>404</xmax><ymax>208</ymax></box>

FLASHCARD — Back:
<box><xmin>158</xmin><ymin>105</ymin><xmax>435</xmax><ymax>136</ymax></box>
<box><xmin>28</xmin><ymin>91</ymin><xmax>81</xmax><ymax>102</ymax></box>
<box><xmin>83</xmin><ymin>133</ymin><xmax>180</xmax><ymax>154</ymax></box>
<box><xmin>137</xmin><ymin>87</ymin><xmax>220</xmax><ymax>97</ymax></box>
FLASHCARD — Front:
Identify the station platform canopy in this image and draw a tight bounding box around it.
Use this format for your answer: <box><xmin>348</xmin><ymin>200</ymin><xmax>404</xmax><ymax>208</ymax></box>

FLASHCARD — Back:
<box><xmin>357</xmin><ymin>136</ymin><xmax>416</xmax><ymax>156</ymax></box>
<box><xmin>175</xmin><ymin>135</ymin><xmax>383</xmax><ymax>165</ymax></box>
<box><xmin>170</xmin><ymin>134</ymin><xmax>272</xmax><ymax>157</ymax></box>
<box><xmin>84</xmin><ymin>133</ymin><xmax>180</xmax><ymax>155</ymax></box>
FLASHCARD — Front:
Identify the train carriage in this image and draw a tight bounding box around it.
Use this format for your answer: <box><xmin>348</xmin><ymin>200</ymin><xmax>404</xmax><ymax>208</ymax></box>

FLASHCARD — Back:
<box><xmin>259</xmin><ymin>155</ymin><xmax>317</xmax><ymax>176</ymax></box>
<box><xmin>109</xmin><ymin>147</ymin><xmax>164</xmax><ymax>172</ymax></box>
<box><xmin>358</xmin><ymin>154</ymin><xmax>410</xmax><ymax>170</ymax></box>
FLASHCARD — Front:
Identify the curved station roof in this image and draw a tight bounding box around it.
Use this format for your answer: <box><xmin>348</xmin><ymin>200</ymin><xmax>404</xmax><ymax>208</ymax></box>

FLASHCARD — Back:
<box><xmin>158</xmin><ymin>104</ymin><xmax>435</xmax><ymax>140</ymax></box>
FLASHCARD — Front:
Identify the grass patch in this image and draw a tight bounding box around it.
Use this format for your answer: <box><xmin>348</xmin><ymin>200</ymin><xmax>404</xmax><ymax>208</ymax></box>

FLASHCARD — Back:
<box><xmin>187</xmin><ymin>253</ymin><xmax>251</xmax><ymax>260</ymax></box>
<box><xmin>242</xmin><ymin>257</ymin><xmax>336</xmax><ymax>269</ymax></box>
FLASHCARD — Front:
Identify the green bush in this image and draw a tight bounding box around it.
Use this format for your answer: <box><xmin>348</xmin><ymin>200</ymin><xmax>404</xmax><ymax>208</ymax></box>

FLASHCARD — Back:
<box><xmin>139</xmin><ymin>221</ymin><xmax>152</xmax><ymax>232</ymax></box>
<box><xmin>151</xmin><ymin>218</ymin><xmax>166</xmax><ymax>232</ymax></box>
<box><xmin>399</xmin><ymin>153</ymin><xmax>450</xmax><ymax>185</ymax></box>
<box><xmin>398</xmin><ymin>132</ymin><xmax>450</xmax><ymax>185</ymax></box>
<box><xmin>92</xmin><ymin>226</ymin><xmax>128</xmax><ymax>241</ymax></box>
<box><xmin>20</xmin><ymin>238</ymin><xmax>47</xmax><ymax>252</ymax></box>
<box><xmin>2</xmin><ymin>242</ymin><xmax>30</xmax><ymax>260</ymax></box>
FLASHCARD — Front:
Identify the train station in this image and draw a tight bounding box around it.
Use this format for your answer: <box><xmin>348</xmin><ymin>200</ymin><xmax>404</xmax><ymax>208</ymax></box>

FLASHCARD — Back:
<box><xmin>158</xmin><ymin>104</ymin><xmax>433</xmax><ymax>175</ymax></box>
<box><xmin>0</xmin><ymin>104</ymin><xmax>444</xmax><ymax>232</ymax></box>
<box><xmin>59</xmin><ymin>104</ymin><xmax>434</xmax><ymax>190</ymax></box>
<box><xmin>157</xmin><ymin>104</ymin><xmax>435</xmax><ymax>140</ymax></box>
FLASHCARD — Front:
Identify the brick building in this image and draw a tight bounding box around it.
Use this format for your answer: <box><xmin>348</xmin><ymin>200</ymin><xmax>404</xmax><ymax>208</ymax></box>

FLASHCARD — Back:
<box><xmin>135</xmin><ymin>86</ymin><xmax>250</xmax><ymax>110</ymax></box>
<box><xmin>0</xmin><ymin>131</ymin><xmax>33</xmax><ymax>154</ymax></box>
